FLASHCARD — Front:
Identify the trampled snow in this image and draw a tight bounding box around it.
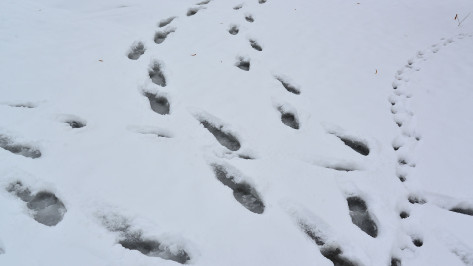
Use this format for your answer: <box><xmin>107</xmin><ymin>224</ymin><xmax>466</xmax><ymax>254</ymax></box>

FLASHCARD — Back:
<box><xmin>1</xmin><ymin>0</ymin><xmax>472</xmax><ymax>265</ymax></box>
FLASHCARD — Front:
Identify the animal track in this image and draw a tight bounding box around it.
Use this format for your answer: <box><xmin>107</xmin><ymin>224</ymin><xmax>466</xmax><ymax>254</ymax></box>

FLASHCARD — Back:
<box><xmin>7</xmin><ymin>103</ymin><xmax>35</xmax><ymax>108</ymax></box>
<box><xmin>258</xmin><ymin>0</ymin><xmax>267</xmax><ymax>3</ymax></box>
<box><xmin>154</xmin><ymin>28</ymin><xmax>175</xmax><ymax>44</ymax></box>
<box><xmin>275</xmin><ymin>76</ymin><xmax>300</xmax><ymax>95</ymax></box>
<box><xmin>233</xmin><ymin>4</ymin><xmax>243</xmax><ymax>10</ymax></box>
<box><xmin>196</xmin><ymin>0</ymin><xmax>211</xmax><ymax>5</ymax></box>
<box><xmin>148</xmin><ymin>61</ymin><xmax>167</xmax><ymax>87</ymax></box>
<box><xmin>196</xmin><ymin>116</ymin><xmax>241</xmax><ymax>151</ymax></box>
<box><xmin>228</xmin><ymin>25</ymin><xmax>239</xmax><ymax>35</ymax></box>
<box><xmin>127</xmin><ymin>42</ymin><xmax>145</xmax><ymax>60</ymax></box>
<box><xmin>245</xmin><ymin>14</ymin><xmax>254</xmax><ymax>22</ymax></box>
<box><xmin>211</xmin><ymin>164</ymin><xmax>264</xmax><ymax>214</ymax></box>
<box><xmin>7</xmin><ymin>181</ymin><xmax>66</xmax><ymax>226</ymax></box>
<box><xmin>249</xmin><ymin>39</ymin><xmax>262</xmax><ymax>51</ymax></box>
<box><xmin>391</xmin><ymin>258</ymin><xmax>402</xmax><ymax>266</ymax></box>
<box><xmin>277</xmin><ymin>107</ymin><xmax>299</xmax><ymax>129</ymax></box>
<box><xmin>235</xmin><ymin>57</ymin><xmax>250</xmax><ymax>71</ymax></box>
<box><xmin>65</xmin><ymin>119</ymin><xmax>86</xmax><ymax>129</ymax></box>
<box><xmin>144</xmin><ymin>92</ymin><xmax>170</xmax><ymax>115</ymax></box>
<box><xmin>101</xmin><ymin>214</ymin><xmax>190</xmax><ymax>264</ymax></box>
<box><xmin>400</xmin><ymin>211</ymin><xmax>409</xmax><ymax>218</ymax></box>
<box><xmin>158</xmin><ymin>17</ymin><xmax>176</xmax><ymax>27</ymax></box>
<box><xmin>412</xmin><ymin>237</ymin><xmax>423</xmax><ymax>247</ymax></box>
<box><xmin>408</xmin><ymin>195</ymin><xmax>426</xmax><ymax>205</ymax></box>
<box><xmin>187</xmin><ymin>7</ymin><xmax>202</xmax><ymax>16</ymax></box>
<box><xmin>346</xmin><ymin>196</ymin><xmax>378</xmax><ymax>237</ymax></box>
<box><xmin>0</xmin><ymin>134</ymin><xmax>41</xmax><ymax>159</ymax></box>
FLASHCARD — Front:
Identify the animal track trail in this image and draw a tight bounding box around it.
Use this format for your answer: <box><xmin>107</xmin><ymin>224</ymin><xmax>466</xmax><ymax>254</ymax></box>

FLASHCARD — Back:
<box><xmin>0</xmin><ymin>134</ymin><xmax>41</xmax><ymax>159</ymax></box>
<box><xmin>6</xmin><ymin>181</ymin><xmax>67</xmax><ymax>226</ymax></box>
<box><xmin>211</xmin><ymin>163</ymin><xmax>265</xmax><ymax>214</ymax></box>
<box><xmin>100</xmin><ymin>214</ymin><xmax>190</xmax><ymax>264</ymax></box>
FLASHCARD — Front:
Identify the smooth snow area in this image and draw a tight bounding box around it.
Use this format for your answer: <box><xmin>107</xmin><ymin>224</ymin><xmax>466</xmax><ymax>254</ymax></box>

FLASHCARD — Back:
<box><xmin>1</xmin><ymin>0</ymin><xmax>472</xmax><ymax>265</ymax></box>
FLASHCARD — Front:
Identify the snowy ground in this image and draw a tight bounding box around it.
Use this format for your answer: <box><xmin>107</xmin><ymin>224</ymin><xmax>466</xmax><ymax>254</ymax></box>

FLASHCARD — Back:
<box><xmin>1</xmin><ymin>0</ymin><xmax>472</xmax><ymax>265</ymax></box>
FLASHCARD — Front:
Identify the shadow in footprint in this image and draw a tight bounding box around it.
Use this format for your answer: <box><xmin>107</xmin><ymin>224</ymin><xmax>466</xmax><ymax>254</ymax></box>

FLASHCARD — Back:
<box><xmin>333</xmin><ymin>135</ymin><xmax>369</xmax><ymax>156</ymax></box>
<box><xmin>275</xmin><ymin>76</ymin><xmax>300</xmax><ymax>95</ymax></box>
<box><xmin>196</xmin><ymin>0</ymin><xmax>211</xmax><ymax>5</ymax></box>
<box><xmin>7</xmin><ymin>181</ymin><xmax>66</xmax><ymax>226</ymax></box>
<box><xmin>154</xmin><ymin>29</ymin><xmax>175</xmax><ymax>44</ymax></box>
<box><xmin>65</xmin><ymin>120</ymin><xmax>86</xmax><ymax>129</ymax></box>
<box><xmin>187</xmin><ymin>7</ymin><xmax>202</xmax><ymax>16</ymax></box>
<box><xmin>144</xmin><ymin>92</ymin><xmax>170</xmax><ymax>115</ymax></box>
<box><xmin>148</xmin><ymin>61</ymin><xmax>167</xmax><ymax>87</ymax></box>
<box><xmin>259</xmin><ymin>0</ymin><xmax>267</xmax><ymax>3</ymax></box>
<box><xmin>391</xmin><ymin>258</ymin><xmax>402</xmax><ymax>266</ymax></box>
<box><xmin>197</xmin><ymin>118</ymin><xmax>240</xmax><ymax>151</ymax></box>
<box><xmin>0</xmin><ymin>135</ymin><xmax>41</xmax><ymax>159</ymax></box>
<box><xmin>236</xmin><ymin>57</ymin><xmax>250</xmax><ymax>71</ymax></box>
<box><xmin>101</xmin><ymin>215</ymin><xmax>190</xmax><ymax>264</ymax></box>
<box><xmin>233</xmin><ymin>4</ymin><xmax>243</xmax><ymax>10</ymax></box>
<box><xmin>450</xmin><ymin>207</ymin><xmax>473</xmax><ymax>216</ymax></box>
<box><xmin>8</xmin><ymin>103</ymin><xmax>36</xmax><ymax>108</ymax></box>
<box><xmin>128</xmin><ymin>42</ymin><xmax>145</xmax><ymax>60</ymax></box>
<box><xmin>158</xmin><ymin>17</ymin><xmax>176</xmax><ymax>28</ymax></box>
<box><xmin>211</xmin><ymin>164</ymin><xmax>264</xmax><ymax>214</ymax></box>
<box><xmin>250</xmin><ymin>39</ymin><xmax>262</xmax><ymax>51</ymax></box>
<box><xmin>347</xmin><ymin>196</ymin><xmax>378</xmax><ymax>238</ymax></box>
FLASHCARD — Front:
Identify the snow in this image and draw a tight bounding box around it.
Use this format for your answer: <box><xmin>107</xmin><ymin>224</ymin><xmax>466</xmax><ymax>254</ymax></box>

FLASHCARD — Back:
<box><xmin>1</xmin><ymin>0</ymin><xmax>473</xmax><ymax>265</ymax></box>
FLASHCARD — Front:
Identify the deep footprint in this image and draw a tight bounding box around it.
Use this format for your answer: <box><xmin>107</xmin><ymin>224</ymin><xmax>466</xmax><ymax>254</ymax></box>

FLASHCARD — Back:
<box><xmin>198</xmin><ymin>119</ymin><xmax>241</xmax><ymax>151</ymax></box>
<box><xmin>275</xmin><ymin>76</ymin><xmax>300</xmax><ymax>95</ymax></box>
<box><xmin>211</xmin><ymin>164</ymin><xmax>264</xmax><ymax>214</ymax></box>
<box><xmin>278</xmin><ymin>108</ymin><xmax>299</xmax><ymax>129</ymax></box>
<box><xmin>144</xmin><ymin>92</ymin><xmax>170</xmax><ymax>115</ymax></box>
<box><xmin>127</xmin><ymin>42</ymin><xmax>145</xmax><ymax>60</ymax></box>
<box><xmin>236</xmin><ymin>58</ymin><xmax>250</xmax><ymax>71</ymax></box>
<box><xmin>7</xmin><ymin>182</ymin><xmax>66</xmax><ymax>226</ymax></box>
<box><xmin>148</xmin><ymin>61</ymin><xmax>167</xmax><ymax>87</ymax></box>
<box><xmin>65</xmin><ymin>120</ymin><xmax>86</xmax><ymax>129</ymax></box>
<box><xmin>158</xmin><ymin>17</ymin><xmax>176</xmax><ymax>27</ymax></box>
<box><xmin>154</xmin><ymin>29</ymin><xmax>175</xmax><ymax>44</ymax></box>
<box><xmin>0</xmin><ymin>134</ymin><xmax>41</xmax><ymax>159</ymax></box>
<box><xmin>250</xmin><ymin>39</ymin><xmax>262</xmax><ymax>51</ymax></box>
<box><xmin>102</xmin><ymin>216</ymin><xmax>190</xmax><ymax>264</ymax></box>
<box><xmin>300</xmin><ymin>222</ymin><xmax>358</xmax><ymax>266</ymax></box>
<box><xmin>346</xmin><ymin>196</ymin><xmax>378</xmax><ymax>237</ymax></box>
<box><xmin>335</xmin><ymin>136</ymin><xmax>369</xmax><ymax>156</ymax></box>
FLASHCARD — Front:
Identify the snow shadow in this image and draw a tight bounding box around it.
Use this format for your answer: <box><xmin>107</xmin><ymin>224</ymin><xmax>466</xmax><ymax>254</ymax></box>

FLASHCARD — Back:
<box><xmin>127</xmin><ymin>42</ymin><xmax>145</xmax><ymax>60</ymax></box>
<box><xmin>275</xmin><ymin>76</ymin><xmax>300</xmax><ymax>95</ymax></box>
<box><xmin>144</xmin><ymin>92</ymin><xmax>170</xmax><ymax>115</ymax></box>
<box><xmin>101</xmin><ymin>215</ymin><xmax>190</xmax><ymax>264</ymax></box>
<box><xmin>346</xmin><ymin>196</ymin><xmax>378</xmax><ymax>238</ymax></box>
<box><xmin>6</xmin><ymin>181</ymin><xmax>66</xmax><ymax>226</ymax></box>
<box><xmin>211</xmin><ymin>164</ymin><xmax>264</xmax><ymax>214</ymax></box>
<box><xmin>0</xmin><ymin>134</ymin><xmax>41</xmax><ymax>159</ymax></box>
<box><xmin>148</xmin><ymin>61</ymin><xmax>167</xmax><ymax>87</ymax></box>
<box><xmin>196</xmin><ymin>116</ymin><xmax>241</xmax><ymax>151</ymax></box>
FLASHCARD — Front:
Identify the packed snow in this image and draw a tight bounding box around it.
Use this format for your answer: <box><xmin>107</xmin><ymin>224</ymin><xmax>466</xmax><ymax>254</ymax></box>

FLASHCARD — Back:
<box><xmin>1</xmin><ymin>0</ymin><xmax>472</xmax><ymax>265</ymax></box>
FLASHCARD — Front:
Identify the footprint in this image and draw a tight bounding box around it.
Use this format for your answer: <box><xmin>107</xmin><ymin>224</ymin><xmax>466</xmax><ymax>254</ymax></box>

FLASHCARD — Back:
<box><xmin>7</xmin><ymin>102</ymin><xmax>36</xmax><ymax>108</ymax></box>
<box><xmin>391</xmin><ymin>258</ymin><xmax>402</xmax><ymax>266</ymax></box>
<box><xmin>144</xmin><ymin>92</ymin><xmax>170</xmax><ymax>115</ymax></box>
<box><xmin>235</xmin><ymin>57</ymin><xmax>250</xmax><ymax>71</ymax></box>
<box><xmin>449</xmin><ymin>207</ymin><xmax>473</xmax><ymax>216</ymax></box>
<box><xmin>196</xmin><ymin>116</ymin><xmax>241</xmax><ymax>151</ymax></box>
<box><xmin>259</xmin><ymin>0</ymin><xmax>267</xmax><ymax>3</ymax></box>
<box><xmin>187</xmin><ymin>7</ymin><xmax>202</xmax><ymax>16</ymax></box>
<box><xmin>158</xmin><ymin>16</ymin><xmax>176</xmax><ymax>28</ymax></box>
<box><xmin>127</xmin><ymin>42</ymin><xmax>145</xmax><ymax>60</ymax></box>
<box><xmin>148</xmin><ymin>61</ymin><xmax>167</xmax><ymax>87</ymax></box>
<box><xmin>249</xmin><ymin>39</ymin><xmax>262</xmax><ymax>51</ymax></box>
<box><xmin>233</xmin><ymin>4</ymin><xmax>243</xmax><ymax>10</ymax></box>
<box><xmin>400</xmin><ymin>211</ymin><xmax>409</xmax><ymax>219</ymax></box>
<box><xmin>245</xmin><ymin>14</ymin><xmax>254</xmax><ymax>22</ymax></box>
<box><xmin>346</xmin><ymin>196</ymin><xmax>378</xmax><ymax>237</ymax></box>
<box><xmin>228</xmin><ymin>25</ymin><xmax>239</xmax><ymax>35</ymax></box>
<box><xmin>275</xmin><ymin>76</ymin><xmax>300</xmax><ymax>95</ymax></box>
<box><xmin>101</xmin><ymin>214</ymin><xmax>190</xmax><ymax>264</ymax></box>
<box><xmin>408</xmin><ymin>195</ymin><xmax>426</xmax><ymax>205</ymax></box>
<box><xmin>196</xmin><ymin>0</ymin><xmax>211</xmax><ymax>5</ymax></box>
<box><xmin>211</xmin><ymin>164</ymin><xmax>265</xmax><ymax>214</ymax></box>
<box><xmin>277</xmin><ymin>107</ymin><xmax>299</xmax><ymax>129</ymax></box>
<box><xmin>412</xmin><ymin>237</ymin><xmax>423</xmax><ymax>247</ymax></box>
<box><xmin>154</xmin><ymin>28</ymin><xmax>175</xmax><ymax>44</ymax></box>
<box><xmin>0</xmin><ymin>134</ymin><xmax>41</xmax><ymax>159</ymax></box>
<box><xmin>6</xmin><ymin>181</ymin><xmax>66</xmax><ymax>226</ymax></box>
<box><xmin>331</xmin><ymin>133</ymin><xmax>369</xmax><ymax>156</ymax></box>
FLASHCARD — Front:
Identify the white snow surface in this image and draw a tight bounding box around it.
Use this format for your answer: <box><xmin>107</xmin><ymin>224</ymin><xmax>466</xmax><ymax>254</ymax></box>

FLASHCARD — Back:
<box><xmin>1</xmin><ymin>0</ymin><xmax>473</xmax><ymax>265</ymax></box>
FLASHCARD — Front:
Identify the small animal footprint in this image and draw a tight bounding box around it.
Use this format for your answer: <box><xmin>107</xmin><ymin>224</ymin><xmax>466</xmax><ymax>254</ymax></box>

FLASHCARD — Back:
<box><xmin>236</xmin><ymin>57</ymin><xmax>250</xmax><ymax>71</ymax></box>
<box><xmin>127</xmin><ymin>42</ymin><xmax>145</xmax><ymax>60</ymax></box>
<box><xmin>228</xmin><ymin>25</ymin><xmax>239</xmax><ymax>35</ymax></box>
